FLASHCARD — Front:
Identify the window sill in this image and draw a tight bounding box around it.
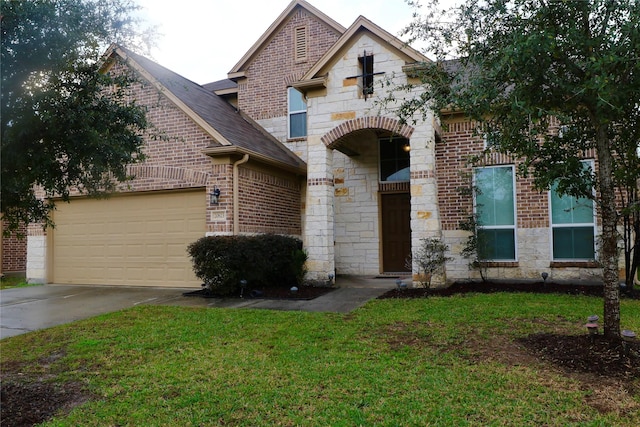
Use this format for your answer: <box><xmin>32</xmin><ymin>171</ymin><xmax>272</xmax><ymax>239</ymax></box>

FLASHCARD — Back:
<box><xmin>480</xmin><ymin>261</ymin><xmax>519</xmax><ymax>268</ymax></box>
<box><xmin>287</xmin><ymin>137</ymin><xmax>307</xmax><ymax>142</ymax></box>
<box><xmin>550</xmin><ymin>261</ymin><xmax>600</xmax><ymax>268</ymax></box>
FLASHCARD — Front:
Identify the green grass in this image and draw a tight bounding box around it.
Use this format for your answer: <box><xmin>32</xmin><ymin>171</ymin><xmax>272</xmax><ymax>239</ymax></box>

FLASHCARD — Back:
<box><xmin>2</xmin><ymin>292</ymin><xmax>639</xmax><ymax>426</ymax></box>
<box><xmin>0</xmin><ymin>275</ymin><xmax>31</xmax><ymax>290</ymax></box>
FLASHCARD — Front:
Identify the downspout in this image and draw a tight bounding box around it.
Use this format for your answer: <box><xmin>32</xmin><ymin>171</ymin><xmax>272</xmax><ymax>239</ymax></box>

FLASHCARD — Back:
<box><xmin>233</xmin><ymin>154</ymin><xmax>250</xmax><ymax>235</ymax></box>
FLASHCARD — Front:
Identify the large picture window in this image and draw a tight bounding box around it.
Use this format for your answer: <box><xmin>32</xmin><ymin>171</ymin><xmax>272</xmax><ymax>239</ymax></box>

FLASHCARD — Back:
<box><xmin>288</xmin><ymin>87</ymin><xmax>306</xmax><ymax>138</ymax></box>
<box><xmin>550</xmin><ymin>162</ymin><xmax>596</xmax><ymax>260</ymax></box>
<box><xmin>474</xmin><ymin>166</ymin><xmax>517</xmax><ymax>261</ymax></box>
<box><xmin>379</xmin><ymin>137</ymin><xmax>410</xmax><ymax>182</ymax></box>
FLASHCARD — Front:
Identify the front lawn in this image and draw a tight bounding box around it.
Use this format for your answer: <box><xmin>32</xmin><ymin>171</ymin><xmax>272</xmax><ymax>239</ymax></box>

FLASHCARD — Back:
<box><xmin>2</xmin><ymin>292</ymin><xmax>639</xmax><ymax>426</ymax></box>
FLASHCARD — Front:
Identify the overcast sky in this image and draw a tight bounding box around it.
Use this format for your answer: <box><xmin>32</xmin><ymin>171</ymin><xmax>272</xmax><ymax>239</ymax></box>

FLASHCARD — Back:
<box><xmin>135</xmin><ymin>0</ymin><xmax>426</xmax><ymax>85</ymax></box>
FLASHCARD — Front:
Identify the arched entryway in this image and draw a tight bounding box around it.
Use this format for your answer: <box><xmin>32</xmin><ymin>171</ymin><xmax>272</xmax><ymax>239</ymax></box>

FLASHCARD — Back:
<box><xmin>322</xmin><ymin>117</ymin><xmax>414</xmax><ymax>276</ymax></box>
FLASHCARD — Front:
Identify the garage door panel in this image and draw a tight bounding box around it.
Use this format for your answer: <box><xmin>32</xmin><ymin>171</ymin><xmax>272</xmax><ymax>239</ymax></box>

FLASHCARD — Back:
<box><xmin>52</xmin><ymin>191</ymin><xmax>204</xmax><ymax>287</ymax></box>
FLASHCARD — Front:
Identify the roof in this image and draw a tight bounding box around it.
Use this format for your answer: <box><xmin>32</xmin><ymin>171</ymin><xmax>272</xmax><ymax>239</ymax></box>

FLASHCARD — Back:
<box><xmin>202</xmin><ymin>79</ymin><xmax>237</xmax><ymax>92</ymax></box>
<box><xmin>103</xmin><ymin>45</ymin><xmax>306</xmax><ymax>173</ymax></box>
<box><xmin>228</xmin><ymin>0</ymin><xmax>345</xmax><ymax>78</ymax></box>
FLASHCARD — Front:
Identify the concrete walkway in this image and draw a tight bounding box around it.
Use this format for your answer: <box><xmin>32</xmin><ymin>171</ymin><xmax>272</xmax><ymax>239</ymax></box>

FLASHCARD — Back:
<box><xmin>0</xmin><ymin>276</ymin><xmax>397</xmax><ymax>339</ymax></box>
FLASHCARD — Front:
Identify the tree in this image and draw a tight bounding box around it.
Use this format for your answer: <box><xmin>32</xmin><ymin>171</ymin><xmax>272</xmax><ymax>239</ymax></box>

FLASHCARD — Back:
<box><xmin>1</xmin><ymin>0</ymin><xmax>154</xmax><ymax>232</ymax></box>
<box><xmin>390</xmin><ymin>0</ymin><xmax>640</xmax><ymax>338</ymax></box>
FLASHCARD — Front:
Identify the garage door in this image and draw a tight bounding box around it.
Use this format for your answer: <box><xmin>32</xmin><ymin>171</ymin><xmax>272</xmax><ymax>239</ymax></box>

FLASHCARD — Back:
<box><xmin>51</xmin><ymin>190</ymin><xmax>205</xmax><ymax>287</ymax></box>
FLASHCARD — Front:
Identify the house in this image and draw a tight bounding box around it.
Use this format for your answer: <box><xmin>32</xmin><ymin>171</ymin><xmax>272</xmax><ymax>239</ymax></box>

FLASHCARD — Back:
<box><xmin>23</xmin><ymin>0</ymin><xmax>621</xmax><ymax>287</ymax></box>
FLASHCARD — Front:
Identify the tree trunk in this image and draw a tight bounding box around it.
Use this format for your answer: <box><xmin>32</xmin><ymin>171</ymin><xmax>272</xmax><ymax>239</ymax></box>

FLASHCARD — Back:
<box><xmin>595</xmin><ymin>125</ymin><xmax>621</xmax><ymax>339</ymax></box>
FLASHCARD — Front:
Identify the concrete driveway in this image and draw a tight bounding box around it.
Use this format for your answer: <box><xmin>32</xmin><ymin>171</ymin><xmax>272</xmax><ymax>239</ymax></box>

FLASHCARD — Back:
<box><xmin>1</xmin><ymin>277</ymin><xmax>394</xmax><ymax>339</ymax></box>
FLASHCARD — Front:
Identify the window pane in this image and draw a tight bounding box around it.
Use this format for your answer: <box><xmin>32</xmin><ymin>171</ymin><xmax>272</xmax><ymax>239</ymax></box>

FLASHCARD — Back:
<box><xmin>571</xmin><ymin>197</ymin><xmax>594</xmax><ymax>223</ymax></box>
<box><xmin>379</xmin><ymin>138</ymin><xmax>410</xmax><ymax>182</ymax></box>
<box><xmin>551</xmin><ymin>185</ymin><xmax>594</xmax><ymax>225</ymax></box>
<box><xmin>476</xmin><ymin>167</ymin><xmax>514</xmax><ymax>226</ymax></box>
<box><xmin>289</xmin><ymin>112</ymin><xmax>306</xmax><ymax>138</ymax></box>
<box><xmin>478</xmin><ymin>229</ymin><xmax>515</xmax><ymax>260</ymax></box>
<box><xmin>553</xmin><ymin>227</ymin><xmax>595</xmax><ymax>259</ymax></box>
<box><xmin>288</xmin><ymin>88</ymin><xmax>306</xmax><ymax>112</ymax></box>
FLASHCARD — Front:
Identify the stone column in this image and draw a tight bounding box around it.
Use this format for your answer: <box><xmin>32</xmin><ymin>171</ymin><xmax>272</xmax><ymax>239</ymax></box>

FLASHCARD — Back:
<box><xmin>408</xmin><ymin>117</ymin><xmax>445</xmax><ymax>285</ymax></box>
<box><xmin>304</xmin><ymin>135</ymin><xmax>335</xmax><ymax>284</ymax></box>
<box><xmin>26</xmin><ymin>224</ymin><xmax>47</xmax><ymax>284</ymax></box>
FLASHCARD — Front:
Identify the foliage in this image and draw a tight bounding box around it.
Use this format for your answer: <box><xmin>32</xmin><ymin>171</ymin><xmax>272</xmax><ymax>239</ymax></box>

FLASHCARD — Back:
<box><xmin>2</xmin><ymin>294</ymin><xmax>639</xmax><ymax>425</ymax></box>
<box><xmin>406</xmin><ymin>237</ymin><xmax>452</xmax><ymax>287</ymax></box>
<box><xmin>187</xmin><ymin>234</ymin><xmax>305</xmax><ymax>295</ymax></box>
<box><xmin>0</xmin><ymin>0</ymin><xmax>155</xmax><ymax>233</ymax></box>
<box><xmin>389</xmin><ymin>0</ymin><xmax>640</xmax><ymax>338</ymax></box>
<box><xmin>459</xmin><ymin>214</ymin><xmax>490</xmax><ymax>282</ymax></box>
<box><xmin>0</xmin><ymin>275</ymin><xmax>30</xmax><ymax>290</ymax></box>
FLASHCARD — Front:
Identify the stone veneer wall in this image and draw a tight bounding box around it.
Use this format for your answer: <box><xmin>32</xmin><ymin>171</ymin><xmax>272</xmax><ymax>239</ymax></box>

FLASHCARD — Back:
<box><xmin>302</xmin><ymin>33</ymin><xmax>438</xmax><ymax>280</ymax></box>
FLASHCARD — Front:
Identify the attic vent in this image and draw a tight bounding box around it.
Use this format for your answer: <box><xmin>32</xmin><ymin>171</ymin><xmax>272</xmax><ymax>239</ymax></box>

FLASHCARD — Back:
<box><xmin>294</xmin><ymin>26</ymin><xmax>308</xmax><ymax>62</ymax></box>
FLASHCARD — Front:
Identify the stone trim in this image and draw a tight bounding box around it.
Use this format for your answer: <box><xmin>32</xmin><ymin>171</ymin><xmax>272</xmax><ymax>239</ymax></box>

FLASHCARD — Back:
<box><xmin>321</xmin><ymin>116</ymin><xmax>414</xmax><ymax>148</ymax></box>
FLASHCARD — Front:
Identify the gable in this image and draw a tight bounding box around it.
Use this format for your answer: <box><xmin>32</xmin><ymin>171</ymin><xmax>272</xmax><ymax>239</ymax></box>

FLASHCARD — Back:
<box><xmin>295</xmin><ymin>16</ymin><xmax>430</xmax><ymax>89</ymax></box>
<box><xmin>228</xmin><ymin>0</ymin><xmax>345</xmax><ymax>79</ymax></box>
<box><xmin>101</xmin><ymin>45</ymin><xmax>306</xmax><ymax>173</ymax></box>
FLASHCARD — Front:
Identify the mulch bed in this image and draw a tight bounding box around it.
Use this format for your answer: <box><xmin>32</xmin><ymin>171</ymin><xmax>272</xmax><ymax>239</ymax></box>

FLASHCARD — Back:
<box><xmin>183</xmin><ymin>284</ymin><xmax>335</xmax><ymax>300</ymax></box>
<box><xmin>378</xmin><ymin>280</ymin><xmax>640</xmax><ymax>300</ymax></box>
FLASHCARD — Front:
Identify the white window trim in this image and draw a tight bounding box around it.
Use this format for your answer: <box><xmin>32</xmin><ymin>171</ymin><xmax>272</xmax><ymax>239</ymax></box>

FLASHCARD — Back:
<box><xmin>473</xmin><ymin>164</ymin><xmax>518</xmax><ymax>262</ymax></box>
<box><xmin>548</xmin><ymin>160</ymin><xmax>597</xmax><ymax>261</ymax></box>
<box><xmin>287</xmin><ymin>87</ymin><xmax>307</xmax><ymax>139</ymax></box>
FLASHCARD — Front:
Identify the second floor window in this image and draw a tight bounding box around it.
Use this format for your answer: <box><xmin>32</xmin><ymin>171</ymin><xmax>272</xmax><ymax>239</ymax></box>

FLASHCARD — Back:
<box><xmin>288</xmin><ymin>87</ymin><xmax>306</xmax><ymax>138</ymax></box>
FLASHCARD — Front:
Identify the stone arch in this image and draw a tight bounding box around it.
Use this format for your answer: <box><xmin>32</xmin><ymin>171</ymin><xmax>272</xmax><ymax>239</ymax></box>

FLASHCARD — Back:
<box><xmin>126</xmin><ymin>165</ymin><xmax>211</xmax><ymax>186</ymax></box>
<box><xmin>321</xmin><ymin>116</ymin><xmax>414</xmax><ymax>149</ymax></box>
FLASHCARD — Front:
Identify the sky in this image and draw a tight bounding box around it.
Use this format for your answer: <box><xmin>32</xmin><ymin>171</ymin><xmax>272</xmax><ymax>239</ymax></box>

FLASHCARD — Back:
<box><xmin>135</xmin><ymin>0</ymin><xmax>425</xmax><ymax>85</ymax></box>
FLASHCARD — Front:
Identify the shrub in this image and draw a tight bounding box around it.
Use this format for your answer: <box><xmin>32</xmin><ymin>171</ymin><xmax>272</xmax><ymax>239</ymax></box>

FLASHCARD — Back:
<box><xmin>405</xmin><ymin>237</ymin><xmax>452</xmax><ymax>288</ymax></box>
<box><xmin>187</xmin><ymin>234</ymin><xmax>305</xmax><ymax>295</ymax></box>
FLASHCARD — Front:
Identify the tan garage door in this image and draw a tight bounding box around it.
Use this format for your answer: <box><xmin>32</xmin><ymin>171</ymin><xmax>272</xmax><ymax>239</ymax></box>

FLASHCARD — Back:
<box><xmin>51</xmin><ymin>190</ymin><xmax>205</xmax><ymax>287</ymax></box>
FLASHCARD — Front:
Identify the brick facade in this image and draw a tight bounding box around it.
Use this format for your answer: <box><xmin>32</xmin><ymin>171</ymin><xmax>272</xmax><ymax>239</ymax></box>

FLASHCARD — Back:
<box><xmin>237</xmin><ymin>8</ymin><xmax>341</xmax><ymax>127</ymax></box>
<box><xmin>1</xmin><ymin>222</ymin><xmax>27</xmax><ymax>275</ymax></box>
<box><xmin>238</xmin><ymin>166</ymin><xmax>302</xmax><ymax>236</ymax></box>
<box><xmin>437</xmin><ymin>115</ymin><xmax>609</xmax><ymax>281</ymax></box>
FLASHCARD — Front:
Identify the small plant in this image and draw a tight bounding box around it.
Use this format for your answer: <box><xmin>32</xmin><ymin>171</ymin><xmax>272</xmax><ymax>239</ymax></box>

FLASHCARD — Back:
<box><xmin>459</xmin><ymin>214</ymin><xmax>490</xmax><ymax>282</ymax></box>
<box><xmin>406</xmin><ymin>237</ymin><xmax>452</xmax><ymax>288</ymax></box>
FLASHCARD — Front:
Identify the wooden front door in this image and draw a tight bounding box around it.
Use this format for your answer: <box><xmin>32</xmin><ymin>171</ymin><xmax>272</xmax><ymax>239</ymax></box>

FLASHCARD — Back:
<box><xmin>381</xmin><ymin>193</ymin><xmax>411</xmax><ymax>272</ymax></box>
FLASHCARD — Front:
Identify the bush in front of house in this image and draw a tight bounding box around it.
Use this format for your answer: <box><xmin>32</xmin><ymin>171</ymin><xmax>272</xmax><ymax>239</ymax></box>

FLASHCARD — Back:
<box><xmin>187</xmin><ymin>234</ymin><xmax>306</xmax><ymax>295</ymax></box>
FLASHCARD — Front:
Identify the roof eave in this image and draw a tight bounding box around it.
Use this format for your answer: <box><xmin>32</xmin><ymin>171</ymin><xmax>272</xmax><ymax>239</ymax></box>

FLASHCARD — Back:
<box><xmin>291</xmin><ymin>76</ymin><xmax>327</xmax><ymax>91</ymax></box>
<box><xmin>202</xmin><ymin>146</ymin><xmax>307</xmax><ymax>175</ymax></box>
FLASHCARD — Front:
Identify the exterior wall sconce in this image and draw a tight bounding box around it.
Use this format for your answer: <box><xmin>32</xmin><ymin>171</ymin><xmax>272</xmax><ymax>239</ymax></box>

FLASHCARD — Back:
<box><xmin>210</xmin><ymin>187</ymin><xmax>221</xmax><ymax>205</ymax></box>
<box><xmin>402</xmin><ymin>143</ymin><xmax>411</xmax><ymax>152</ymax></box>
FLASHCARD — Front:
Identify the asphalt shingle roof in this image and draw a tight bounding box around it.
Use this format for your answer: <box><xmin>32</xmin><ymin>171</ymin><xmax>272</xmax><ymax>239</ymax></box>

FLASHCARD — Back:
<box><xmin>119</xmin><ymin>47</ymin><xmax>305</xmax><ymax>171</ymax></box>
